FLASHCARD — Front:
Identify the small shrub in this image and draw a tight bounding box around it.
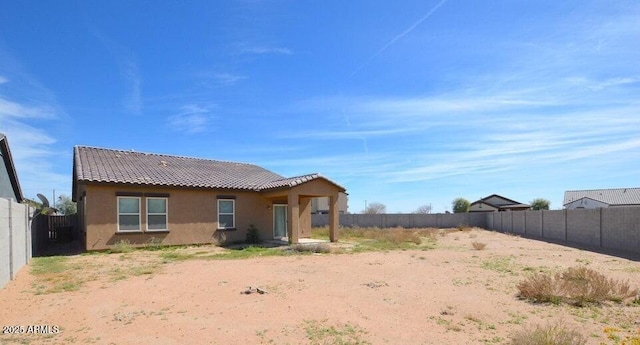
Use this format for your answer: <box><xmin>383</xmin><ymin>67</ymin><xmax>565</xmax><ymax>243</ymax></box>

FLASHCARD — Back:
<box><xmin>111</xmin><ymin>239</ymin><xmax>134</xmax><ymax>253</ymax></box>
<box><xmin>517</xmin><ymin>272</ymin><xmax>563</xmax><ymax>304</ymax></box>
<box><xmin>212</xmin><ymin>231</ymin><xmax>227</xmax><ymax>246</ymax></box>
<box><xmin>457</xmin><ymin>224</ymin><xmax>472</xmax><ymax>232</ymax></box>
<box><xmin>472</xmin><ymin>242</ymin><xmax>487</xmax><ymax>250</ymax></box>
<box><xmin>517</xmin><ymin>266</ymin><xmax>638</xmax><ymax>306</ymax></box>
<box><xmin>246</xmin><ymin>224</ymin><xmax>261</xmax><ymax>244</ymax></box>
<box><xmin>145</xmin><ymin>237</ymin><xmax>164</xmax><ymax>251</ymax></box>
<box><xmin>510</xmin><ymin>323</ymin><xmax>586</xmax><ymax>345</ymax></box>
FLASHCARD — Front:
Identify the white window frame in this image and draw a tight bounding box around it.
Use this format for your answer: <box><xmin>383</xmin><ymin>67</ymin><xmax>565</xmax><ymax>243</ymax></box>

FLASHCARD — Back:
<box><xmin>117</xmin><ymin>196</ymin><xmax>141</xmax><ymax>232</ymax></box>
<box><xmin>146</xmin><ymin>197</ymin><xmax>168</xmax><ymax>232</ymax></box>
<box><xmin>217</xmin><ymin>199</ymin><xmax>235</xmax><ymax>230</ymax></box>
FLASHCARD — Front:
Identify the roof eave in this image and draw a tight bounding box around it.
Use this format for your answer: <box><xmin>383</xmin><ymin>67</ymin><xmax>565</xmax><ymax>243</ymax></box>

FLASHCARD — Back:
<box><xmin>0</xmin><ymin>135</ymin><xmax>24</xmax><ymax>203</ymax></box>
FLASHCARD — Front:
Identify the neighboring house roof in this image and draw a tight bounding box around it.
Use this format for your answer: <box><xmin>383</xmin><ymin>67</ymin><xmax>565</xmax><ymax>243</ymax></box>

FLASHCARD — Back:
<box><xmin>73</xmin><ymin>146</ymin><xmax>346</xmax><ymax>199</ymax></box>
<box><xmin>469</xmin><ymin>194</ymin><xmax>530</xmax><ymax>211</ymax></box>
<box><xmin>0</xmin><ymin>133</ymin><xmax>24</xmax><ymax>202</ymax></box>
<box><xmin>563</xmin><ymin>188</ymin><xmax>640</xmax><ymax>206</ymax></box>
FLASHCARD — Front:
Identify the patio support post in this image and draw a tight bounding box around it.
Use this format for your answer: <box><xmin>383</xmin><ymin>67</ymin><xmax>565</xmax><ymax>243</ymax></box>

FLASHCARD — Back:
<box><xmin>287</xmin><ymin>190</ymin><xmax>300</xmax><ymax>244</ymax></box>
<box><xmin>329</xmin><ymin>192</ymin><xmax>339</xmax><ymax>242</ymax></box>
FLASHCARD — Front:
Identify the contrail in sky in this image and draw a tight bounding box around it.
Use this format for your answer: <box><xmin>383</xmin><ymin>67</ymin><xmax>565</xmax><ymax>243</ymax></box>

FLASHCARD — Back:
<box><xmin>349</xmin><ymin>0</ymin><xmax>449</xmax><ymax>79</ymax></box>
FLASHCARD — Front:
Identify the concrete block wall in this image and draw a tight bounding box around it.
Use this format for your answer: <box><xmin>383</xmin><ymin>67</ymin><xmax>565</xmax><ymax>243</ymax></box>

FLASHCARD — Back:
<box><xmin>311</xmin><ymin>213</ymin><xmax>478</xmax><ymax>229</ymax></box>
<box><xmin>1</xmin><ymin>199</ymin><xmax>32</xmax><ymax>289</ymax></box>
<box><xmin>567</xmin><ymin>209</ymin><xmax>600</xmax><ymax>247</ymax></box>
<box><xmin>601</xmin><ymin>207</ymin><xmax>640</xmax><ymax>254</ymax></box>
<box><xmin>313</xmin><ymin>208</ymin><xmax>639</xmax><ymax>255</ymax></box>
<box><xmin>0</xmin><ymin>200</ymin><xmax>9</xmax><ymax>288</ymax></box>
<box><xmin>488</xmin><ymin>207</ymin><xmax>640</xmax><ymax>255</ymax></box>
<box><xmin>542</xmin><ymin>210</ymin><xmax>566</xmax><ymax>241</ymax></box>
<box><xmin>511</xmin><ymin>212</ymin><xmax>525</xmax><ymax>235</ymax></box>
<box><xmin>524</xmin><ymin>211</ymin><xmax>542</xmax><ymax>237</ymax></box>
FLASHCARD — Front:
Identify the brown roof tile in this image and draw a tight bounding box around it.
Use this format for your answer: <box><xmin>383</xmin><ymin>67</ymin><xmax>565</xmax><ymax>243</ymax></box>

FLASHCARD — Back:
<box><xmin>73</xmin><ymin>146</ymin><xmax>346</xmax><ymax>192</ymax></box>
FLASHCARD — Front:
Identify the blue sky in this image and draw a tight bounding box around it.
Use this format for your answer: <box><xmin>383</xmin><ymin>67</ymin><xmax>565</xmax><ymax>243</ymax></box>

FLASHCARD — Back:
<box><xmin>1</xmin><ymin>1</ymin><xmax>639</xmax><ymax>213</ymax></box>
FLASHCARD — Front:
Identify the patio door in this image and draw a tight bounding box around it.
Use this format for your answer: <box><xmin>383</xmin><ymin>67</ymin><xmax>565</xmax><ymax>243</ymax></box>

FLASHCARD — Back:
<box><xmin>273</xmin><ymin>205</ymin><xmax>287</xmax><ymax>239</ymax></box>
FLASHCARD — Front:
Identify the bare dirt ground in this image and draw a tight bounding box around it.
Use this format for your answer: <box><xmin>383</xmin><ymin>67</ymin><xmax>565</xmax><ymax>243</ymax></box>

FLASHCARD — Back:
<box><xmin>1</xmin><ymin>228</ymin><xmax>639</xmax><ymax>345</ymax></box>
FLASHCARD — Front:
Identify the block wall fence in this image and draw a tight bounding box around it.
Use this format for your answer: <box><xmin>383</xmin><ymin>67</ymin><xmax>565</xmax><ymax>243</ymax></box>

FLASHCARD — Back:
<box><xmin>312</xmin><ymin>207</ymin><xmax>640</xmax><ymax>255</ymax></box>
<box><xmin>0</xmin><ymin>199</ymin><xmax>33</xmax><ymax>289</ymax></box>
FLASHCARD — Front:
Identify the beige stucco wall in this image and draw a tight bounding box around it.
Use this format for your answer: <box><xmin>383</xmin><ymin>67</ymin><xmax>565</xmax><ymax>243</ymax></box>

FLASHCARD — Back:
<box><xmin>80</xmin><ymin>184</ymin><xmax>274</xmax><ymax>250</ymax></box>
<box><xmin>78</xmin><ymin>178</ymin><xmax>345</xmax><ymax>250</ymax></box>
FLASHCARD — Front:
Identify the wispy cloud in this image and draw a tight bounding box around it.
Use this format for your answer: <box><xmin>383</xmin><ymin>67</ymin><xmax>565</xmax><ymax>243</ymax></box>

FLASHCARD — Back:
<box><xmin>0</xmin><ymin>97</ymin><xmax>57</xmax><ymax>119</ymax></box>
<box><xmin>280</xmin><ymin>65</ymin><xmax>640</xmax><ymax>188</ymax></box>
<box><xmin>167</xmin><ymin>104</ymin><xmax>216</xmax><ymax>134</ymax></box>
<box><xmin>372</xmin><ymin>0</ymin><xmax>448</xmax><ymax>58</ymax></box>
<box><xmin>0</xmin><ymin>75</ymin><xmax>8</xmax><ymax>84</ymax></box>
<box><xmin>0</xmin><ymin>72</ymin><xmax>69</xmax><ymax>199</ymax></box>
<box><xmin>91</xmin><ymin>29</ymin><xmax>143</xmax><ymax>114</ymax></box>
<box><xmin>123</xmin><ymin>58</ymin><xmax>142</xmax><ymax>114</ymax></box>
<box><xmin>212</xmin><ymin>73</ymin><xmax>247</xmax><ymax>86</ymax></box>
<box><xmin>350</xmin><ymin>0</ymin><xmax>448</xmax><ymax>78</ymax></box>
<box><xmin>236</xmin><ymin>43</ymin><xmax>292</xmax><ymax>55</ymax></box>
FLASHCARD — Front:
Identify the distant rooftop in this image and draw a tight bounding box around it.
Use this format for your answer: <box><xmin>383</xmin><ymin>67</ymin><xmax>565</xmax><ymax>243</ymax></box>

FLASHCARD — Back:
<box><xmin>563</xmin><ymin>188</ymin><xmax>640</xmax><ymax>206</ymax></box>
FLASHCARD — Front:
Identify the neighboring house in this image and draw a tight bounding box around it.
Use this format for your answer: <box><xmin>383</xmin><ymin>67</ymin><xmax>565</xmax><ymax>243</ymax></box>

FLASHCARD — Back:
<box><xmin>563</xmin><ymin>188</ymin><xmax>640</xmax><ymax>209</ymax></box>
<box><xmin>311</xmin><ymin>193</ymin><xmax>348</xmax><ymax>214</ymax></box>
<box><xmin>72</xmin><ymin>146</ymin><xmax>346</xmax><ymax>250</ymax></box>
<box><xmin>0</xmin><ymin>133</ymin><xmax>23</xmax><ymax>202</ymax></box>
<box><xmin>468</xmin><ymin>194</ymin><xmax>530</xmax><ymax>212</ymax></box>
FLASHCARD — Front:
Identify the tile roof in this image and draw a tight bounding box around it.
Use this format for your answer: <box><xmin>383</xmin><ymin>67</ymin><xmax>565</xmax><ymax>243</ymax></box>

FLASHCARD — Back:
<box><xmin>73</xmin><ymin>146</ymin><xmax>345</xmax><ymax>192</ymax></box>
<box><xmin>563</xmin><ymin>188</ymin><xmax>640</xmax><ymax>206</ymax></box>
<box><xmin>260</xmin><ymin>173</ymin><xmax>333</xmax><ymax>190</ymax></box>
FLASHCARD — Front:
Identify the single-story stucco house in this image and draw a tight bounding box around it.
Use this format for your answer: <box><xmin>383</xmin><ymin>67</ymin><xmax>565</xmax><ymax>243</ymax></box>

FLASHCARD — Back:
<box><xmin>72</xmin><ymin>146</ymin><xmax>346</xmax><ymax>251</ymax></box>
<box><xmin>468</xmin><ymin>194</ymin><xmax>530</xmax><ymax>212</ymax></box>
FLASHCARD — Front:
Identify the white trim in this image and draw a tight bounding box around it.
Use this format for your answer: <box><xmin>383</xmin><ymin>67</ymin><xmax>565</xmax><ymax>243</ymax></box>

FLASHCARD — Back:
<box><xmin>117</xmin><ymin>196</ymin><xmax>141</xmax><ymax>233</ymax></box>
<box><xmin>146</xmin><ymin>197</ymin><xmax>168</xmax><ymax>232</ymax></box>
<box><xmin>217</xmin><ymin>199</ymin><xmax>235</xmax><ymax>229</ymax></box>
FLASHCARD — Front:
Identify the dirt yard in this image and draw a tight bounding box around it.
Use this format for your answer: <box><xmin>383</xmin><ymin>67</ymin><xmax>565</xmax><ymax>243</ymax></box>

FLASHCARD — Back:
<box><xmin>1</xmin><ymin>228</ymin><xmax>639</xmax><ymax>345</ymax></box>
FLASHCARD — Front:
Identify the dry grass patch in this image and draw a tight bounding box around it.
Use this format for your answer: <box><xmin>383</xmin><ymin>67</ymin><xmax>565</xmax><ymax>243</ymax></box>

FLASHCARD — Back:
<box><xmin>510</xmin><ymin>322</ymin><xmax>586</xmax><ymax>345</ymax></box>
<box><xmin>472</xmin><ymin>241</ymin><xmax>487</xmax><ymax>250</ymax></box>
<box><xmin>517</xmin><ymin>266</ymin><xmax>638</xmax><ymax>306</ymax></box>
<box><xmin>303</xmin><ymin>319</ymin><xmax>370</xmax><ymax>345</ymax></box>
<box><xmin>312</xmin><ymin>226</ymin><xmax>439</xmax><ymax>252</ymax></box>
<box><xmin>289</xmin><ymin>243</ymin><xmax>332</xmax><ymax>254</ymax></box>
<box><xmin>30</xmin><ymin>256</ymin><xmax>86</xmax><ymax>294</ymax></box>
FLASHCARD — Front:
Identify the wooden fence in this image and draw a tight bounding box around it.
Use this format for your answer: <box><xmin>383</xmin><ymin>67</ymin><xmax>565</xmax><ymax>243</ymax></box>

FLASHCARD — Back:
<box><xmin>32</xmin><ymin>214</ymin><xmax>78</xmax><ymax>256</ymax></box>
<box><xmin>46</xmin><ymin>214</ymin><xmax>77</xmax><ymax>242</ymax></box>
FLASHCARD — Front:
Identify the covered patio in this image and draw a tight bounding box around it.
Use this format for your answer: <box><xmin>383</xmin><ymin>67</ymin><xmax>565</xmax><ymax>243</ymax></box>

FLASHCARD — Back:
<box><xmin>260</xmin><ymin>174</ymin><xmax>345</xmax><ymax>244</ymax></box>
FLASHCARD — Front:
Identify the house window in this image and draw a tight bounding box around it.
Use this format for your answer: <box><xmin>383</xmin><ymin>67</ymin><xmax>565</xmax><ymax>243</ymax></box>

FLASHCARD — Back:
<box><xmin>218</xmin><ymin>199</ymin><xmax>235</xmax><ymax>229</ymax></box>
<box><xmin>147</xmin><ymin>198</ymin><xmax>168</xmax><ymax>231</ymax></box>
<box><xmin>118</xmin><ymin>197</ymin><xmax>141</xmax><ymax>232</ymax></box>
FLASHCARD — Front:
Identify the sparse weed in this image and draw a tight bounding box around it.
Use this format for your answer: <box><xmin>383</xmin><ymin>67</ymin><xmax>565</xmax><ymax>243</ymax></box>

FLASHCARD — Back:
<box><xmin>303</xmin><ymin>319</ymin><xmax>370</xmax><ymax>345</ymax></box>
<box><xmin>145</xmin><ymin>237</ymin><xmax>164</xmax><ymax>251</ymax></box>
<box><xmin>111</xmin><ymin>239</ymin><xmax>134</xmax><ymax>253</ymax></box>
<box><xmin>510</xmin><ymin>322</ymin><xmax>586</xmax><ymax>345</ymax></box>
<box><xmin>517</xmin><ymin>266</ymin><xmax>638</xmax><ymax>306</ymax></box>
<box><xmin>457</xmin><ymin>224</ymin><xmax>473</xmax><ymax>232</ymax></box>
<box><xmin>482</xmin><ymin>256</ymin><xmax>518</xmax><ymax>275</ymax></box>
<box><xmin>290</xmin><ymin>243</ymin><xmax>332</xmax><ymax>254</ymax></box>
<box><xmin>30</xmin><ymin>256</ymin><xmax>85</xmax><ymax>293</ymax></box>
<box><xmin>472</xmin><ymin>242</ymin><xmax>487</xmax><ymax>250</ymax></box>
